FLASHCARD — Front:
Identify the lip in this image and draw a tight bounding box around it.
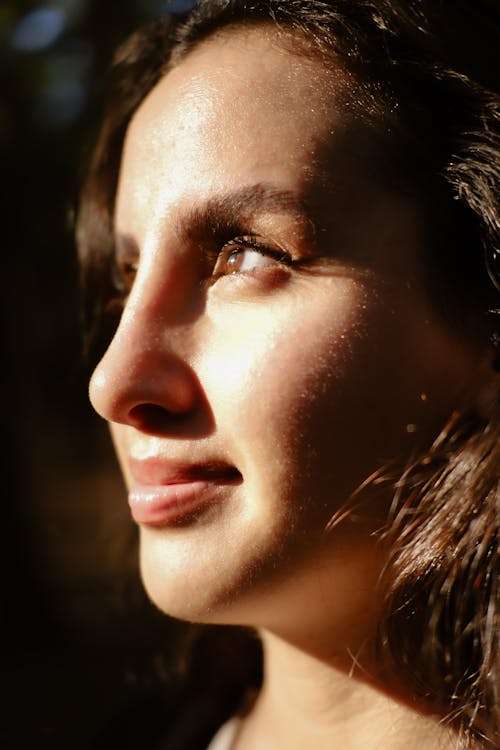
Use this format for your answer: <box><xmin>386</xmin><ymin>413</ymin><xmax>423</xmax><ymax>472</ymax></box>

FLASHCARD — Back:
<box><xmin>127</xmin><ymin>457</ymin><xmax>241</xmax><ymax>527</ymax></box>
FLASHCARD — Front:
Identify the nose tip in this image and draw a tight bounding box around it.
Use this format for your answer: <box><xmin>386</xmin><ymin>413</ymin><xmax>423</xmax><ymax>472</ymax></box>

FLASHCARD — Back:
<box><xmin>88</xmin><ymin>323</ymin><xmax>200</xmax><ymax>430</ymax></box>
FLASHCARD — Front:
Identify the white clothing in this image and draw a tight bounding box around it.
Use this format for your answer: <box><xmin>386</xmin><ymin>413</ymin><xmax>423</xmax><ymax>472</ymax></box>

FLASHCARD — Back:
<box><xmin>205</xmin><ymin>718</ymin><xmax>241</xmax><ymax>750</ymax></box>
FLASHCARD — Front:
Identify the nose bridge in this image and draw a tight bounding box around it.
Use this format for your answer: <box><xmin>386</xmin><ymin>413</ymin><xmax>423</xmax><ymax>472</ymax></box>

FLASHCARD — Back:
<box><xmin>89</xmin><ymin>248</ymin><xmax>201</xmax><ymax>425</ymax></box>
<box><xmin>105</xmin><ymin>244</ymin><xmax>188</xmax><ymax>366</ymax></box>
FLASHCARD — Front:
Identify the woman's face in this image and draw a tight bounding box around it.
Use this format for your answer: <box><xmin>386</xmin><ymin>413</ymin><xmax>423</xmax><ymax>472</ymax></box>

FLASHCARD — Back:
<box><xmin>89</xmin><ymin>27</ymin><xmax>478</xmax><ymax>639</ymax></box>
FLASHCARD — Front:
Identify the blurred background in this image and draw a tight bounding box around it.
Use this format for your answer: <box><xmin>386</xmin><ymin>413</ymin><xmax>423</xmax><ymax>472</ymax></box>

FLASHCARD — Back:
<box><xmin>1</xmin><ymin>1</ymin><xmax>196</xmax><ymax>747</ymax></box>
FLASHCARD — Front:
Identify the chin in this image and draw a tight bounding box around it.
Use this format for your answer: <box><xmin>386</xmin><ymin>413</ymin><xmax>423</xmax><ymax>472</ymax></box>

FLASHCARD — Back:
<box><xmin>137</xmin><ymin>523</ymin><xmax>291</xmax><ymax>626</ymax></box>
<box><xmin>137</xmin><ymin>513</ymin><xmax>385</xmax><ymax>640</ymax></box>
<box><xmin>137</xmin><ymin>526</ymin><xmax>254</xmax><ymax>624</ymax></box>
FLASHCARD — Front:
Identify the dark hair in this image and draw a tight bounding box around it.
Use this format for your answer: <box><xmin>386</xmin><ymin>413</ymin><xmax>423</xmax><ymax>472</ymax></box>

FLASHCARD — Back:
<box><xmin>76</xmin><ymin>2</ymin><xmax>499</xmax><ymax>747</ymax></box>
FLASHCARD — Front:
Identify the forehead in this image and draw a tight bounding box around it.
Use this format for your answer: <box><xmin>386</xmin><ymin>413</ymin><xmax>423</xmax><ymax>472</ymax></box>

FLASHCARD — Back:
<box><xmin>116</xmin><ymin>26</ymin><xmax>354</xmax><ymax>226</ymax></box>
<box><xmin>134</xmin><ymin>24</ymin><xmax>348</xmax><ymax>132</ymax></box>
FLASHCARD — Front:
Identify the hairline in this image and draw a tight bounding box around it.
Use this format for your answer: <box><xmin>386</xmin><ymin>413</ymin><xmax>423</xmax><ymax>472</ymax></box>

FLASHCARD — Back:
<box><xmin>165</xmin><ymin>17</ymin><xmax>390</xmax><ymax>127</ymax></box>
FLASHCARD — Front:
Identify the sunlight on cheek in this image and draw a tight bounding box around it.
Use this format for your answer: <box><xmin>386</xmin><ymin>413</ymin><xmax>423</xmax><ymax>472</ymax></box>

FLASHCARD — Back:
<box><xmin>204</xmin><ymin>324</ymin><xmax>282</xmax><ymax>411</ymax></box>
<box><xmin>203</xmin><ymin>285</ymin><xmax>363</xmax><ymax>440</ymax></box>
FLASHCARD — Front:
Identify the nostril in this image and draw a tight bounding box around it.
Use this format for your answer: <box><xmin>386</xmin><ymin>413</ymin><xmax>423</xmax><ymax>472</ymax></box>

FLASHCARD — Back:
<box><xmin>128</xmin><ymin>403</ymin><xmax>190</xmax><ymax>433</ymax></box>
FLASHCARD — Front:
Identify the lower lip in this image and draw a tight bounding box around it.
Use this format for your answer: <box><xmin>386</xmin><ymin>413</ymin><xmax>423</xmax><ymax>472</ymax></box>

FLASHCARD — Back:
<box><xmin>128</xmin><ymin>480</ymin><xmax>232</xmax><ymax>526</ymax></box>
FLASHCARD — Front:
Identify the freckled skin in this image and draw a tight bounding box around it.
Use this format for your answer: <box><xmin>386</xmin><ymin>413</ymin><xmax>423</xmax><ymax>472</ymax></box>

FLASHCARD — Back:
<box><xmin>89</xmin><ymin>28</ymin><xmax>479</xmax><ymax>648</ymax></box>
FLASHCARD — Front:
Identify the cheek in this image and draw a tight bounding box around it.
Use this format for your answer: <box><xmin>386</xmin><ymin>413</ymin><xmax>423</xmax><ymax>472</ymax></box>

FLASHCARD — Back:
<box><xmin>201</xmin><ymin>277</ymin><xmax>462</xmax><ymax>525</ymax></box>
<box><xmin>202</xmin><ymin>281</ymin><xmax>371</xmax><ymax>511</ymax></box>
<box><xmin>204</xmin><ymin>279</ymin><xmax>361</xmax><ymax>424</ymax></box>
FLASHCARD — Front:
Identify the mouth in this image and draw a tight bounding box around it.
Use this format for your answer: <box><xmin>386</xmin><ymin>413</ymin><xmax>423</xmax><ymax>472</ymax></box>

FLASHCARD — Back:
<box><xmin>127</xmin><ymin>458</ymin><xmax>242</xmax><ymax>527</ymax></box>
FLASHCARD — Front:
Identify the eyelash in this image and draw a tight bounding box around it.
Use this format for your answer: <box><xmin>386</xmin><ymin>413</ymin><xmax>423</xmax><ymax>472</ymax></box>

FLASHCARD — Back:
<box><xmin>210</xmin><ymin>235</ymin><xmax>292</xmax><ymax>279</ymax></box>
<box><xmin>114</xmin><ymin>234</ymin><xmax>293</xmax><ymax>293</ymax></box>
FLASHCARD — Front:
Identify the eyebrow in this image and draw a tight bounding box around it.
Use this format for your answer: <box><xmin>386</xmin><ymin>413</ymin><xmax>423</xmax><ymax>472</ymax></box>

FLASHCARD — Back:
<box><xmin>114</xmin><ymin>183</ymin><xmax>314</xmax><ymax>261</ymax></box>
<box><xmin>174</xmin><ymin>183</ymin><xmax>313</xmax><ymax>245</ymax></box>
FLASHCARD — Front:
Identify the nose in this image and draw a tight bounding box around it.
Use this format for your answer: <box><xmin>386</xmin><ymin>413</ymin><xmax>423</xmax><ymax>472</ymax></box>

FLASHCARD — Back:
<box><xmin>89</xmin><ymin>290</ymin><xmax>201</xmax><ymax>433</ymax></box>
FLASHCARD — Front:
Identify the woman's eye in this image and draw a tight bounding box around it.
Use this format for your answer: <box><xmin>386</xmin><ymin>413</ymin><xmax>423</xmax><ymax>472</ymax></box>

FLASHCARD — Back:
<box><xmin>212</xmin><ymin>237</ymin><xmax>291</xmax><ymax>278</ymax></box>
<box><xmin>114</xmin><ymin>259</ymin><xmax>138</xmax><ymax>294</ymax></box>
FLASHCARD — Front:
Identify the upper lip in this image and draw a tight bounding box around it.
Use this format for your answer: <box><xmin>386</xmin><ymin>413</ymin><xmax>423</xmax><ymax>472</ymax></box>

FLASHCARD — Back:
<box><xmin>127</xmin><ymin>457</ymin><xmax>242</xmax><ymax>486</ymax></box>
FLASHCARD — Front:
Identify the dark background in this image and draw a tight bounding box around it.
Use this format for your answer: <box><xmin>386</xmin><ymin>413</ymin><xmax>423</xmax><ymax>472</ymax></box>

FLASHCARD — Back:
<box><xmin>1</xmin><ymin>1</ymin><xmax>196</xmax><ymax>747</ymax></box>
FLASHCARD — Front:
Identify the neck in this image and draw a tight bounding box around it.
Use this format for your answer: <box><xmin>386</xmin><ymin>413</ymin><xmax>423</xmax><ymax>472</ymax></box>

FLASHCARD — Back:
<box><xmin>233</xmin><ymin>630</ymin><xmax>455</xmax><ymax>750</ymax></box>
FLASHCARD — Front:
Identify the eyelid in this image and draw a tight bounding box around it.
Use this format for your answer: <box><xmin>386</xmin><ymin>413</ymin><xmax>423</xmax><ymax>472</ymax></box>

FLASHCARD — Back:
<box><xmin>221</xmin><ymin>234</ymin><xmax>291</xmax><ymax>263</ymax></box>
<box><xmin>207</xmin><ymin>235</ymin><xmax>291</xmax><ymax>279</ymax></box>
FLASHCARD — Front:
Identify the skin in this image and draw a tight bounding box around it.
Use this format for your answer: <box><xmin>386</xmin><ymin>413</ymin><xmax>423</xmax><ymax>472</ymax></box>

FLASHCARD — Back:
<box><xmin>89</xmin><ymin>27</ymin><xmax>481</xmax><ymax>748</ymax></box>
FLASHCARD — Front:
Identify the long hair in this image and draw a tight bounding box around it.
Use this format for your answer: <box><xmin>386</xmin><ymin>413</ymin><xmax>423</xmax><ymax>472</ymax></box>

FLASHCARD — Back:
<box><xmin>76</xmin><ymin>2</ymin><xmax>499</xmax><ymax>747</ymax></box>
